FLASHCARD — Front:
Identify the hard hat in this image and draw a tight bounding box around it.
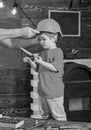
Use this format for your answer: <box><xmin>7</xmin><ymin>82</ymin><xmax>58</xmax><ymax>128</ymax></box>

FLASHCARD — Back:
<box><xmin>37</xmin><ymin>18</ymin><xmax>62</xmax><ymax>36</ymax></box>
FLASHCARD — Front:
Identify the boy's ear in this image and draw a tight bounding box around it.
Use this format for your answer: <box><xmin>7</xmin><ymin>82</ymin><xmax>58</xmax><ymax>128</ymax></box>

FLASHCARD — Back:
<box><xmin>53</xmin><ymin>34</ymin><xmax>57</xmax><ymax>41</ymax></box>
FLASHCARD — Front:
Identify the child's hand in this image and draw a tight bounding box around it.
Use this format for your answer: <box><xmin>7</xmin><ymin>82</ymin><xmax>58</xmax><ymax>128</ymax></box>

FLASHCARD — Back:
<box><xmin>34</xmin><ymin>56</ymin><xmax>42</xmax><ymax>64</ymax></box>
<box><xmin>23</xmin><ymin>57</ymin><xmax>31</xmax><ymax>63</ymax></box>
<box><xmin>33</xmin><ymin>53</ymin><xmax>39</xmax><ymax>58</ymax></box>
<box><xmin>23</xmin><ymin>56</ymin><xmax>38</xmax><ymax>70</ymax></box>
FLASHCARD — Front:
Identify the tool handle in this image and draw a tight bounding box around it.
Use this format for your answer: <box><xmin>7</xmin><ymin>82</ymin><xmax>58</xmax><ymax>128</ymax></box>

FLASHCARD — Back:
<box><xmin>20</xmin><ymin>47</ymin><xmax>33</xmax><ymax>56</ymax></box>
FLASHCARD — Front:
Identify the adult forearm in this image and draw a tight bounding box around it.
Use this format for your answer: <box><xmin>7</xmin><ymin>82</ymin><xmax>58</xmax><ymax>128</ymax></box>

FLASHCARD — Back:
<box><xmin>0</xmin><ymin>28</ymin><xmax>21</xmax><ymax>40</ymax></box>
<box><xmin>0</xmin><ymin>27</ymin><xmax>39</xmax><ymax>40</ymax></box>
<box><xmin>0</xmin><ymin>39</ymin><xmax>14</xmax><ymax>48</ymax></box>
<box><xmin>0</xmin><ymin>27</ymin><xmax>39</xmax><ymax>48</ymax></box>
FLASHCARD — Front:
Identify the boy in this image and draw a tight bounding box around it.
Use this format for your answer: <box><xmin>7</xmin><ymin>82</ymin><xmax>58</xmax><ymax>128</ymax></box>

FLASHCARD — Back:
<box><xmin>23</xmin><ymin>18</ymin><xmax>67</xmax><ymax>121</ymax></box>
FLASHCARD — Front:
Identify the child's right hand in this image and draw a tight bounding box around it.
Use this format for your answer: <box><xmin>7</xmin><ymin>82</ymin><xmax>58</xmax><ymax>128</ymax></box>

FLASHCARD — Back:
<box><xmin>23</xmin><ymin>56</ymin><xmax>37</xmax><ymax>70</ymax></box>
<box><xmin>23</xmin><ymin>57</ymin><xmax>31</xmax><ymax>63</ymax></box>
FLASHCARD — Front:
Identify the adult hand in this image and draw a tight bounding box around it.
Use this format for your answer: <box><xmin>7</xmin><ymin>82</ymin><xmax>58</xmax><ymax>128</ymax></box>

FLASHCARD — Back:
<box><xmin>21</xmin><ymin>27</ymin><xmax>40</xmax><ymax>38</ymax></box>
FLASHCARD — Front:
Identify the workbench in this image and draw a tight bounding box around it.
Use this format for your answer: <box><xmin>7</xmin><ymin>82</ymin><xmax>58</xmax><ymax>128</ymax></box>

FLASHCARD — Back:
<box><xmin>0</xmin><ymin>118</ymin><xmax>90</xmax><ymax>130</ymax></box>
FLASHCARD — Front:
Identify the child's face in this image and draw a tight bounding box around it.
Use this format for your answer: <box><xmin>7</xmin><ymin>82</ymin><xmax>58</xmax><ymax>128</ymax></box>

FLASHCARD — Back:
<box><xmin>37</xmin><ymin>33</ymin><xmax>56</xmax><ymax>49</ymax></box>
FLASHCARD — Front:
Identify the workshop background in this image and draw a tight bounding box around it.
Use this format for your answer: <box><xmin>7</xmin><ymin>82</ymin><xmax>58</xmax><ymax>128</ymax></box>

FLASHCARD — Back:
<box><xmin>0</xmin><ymin>0</ymin><xmax>91</xmax><ymax>122</ymax></box>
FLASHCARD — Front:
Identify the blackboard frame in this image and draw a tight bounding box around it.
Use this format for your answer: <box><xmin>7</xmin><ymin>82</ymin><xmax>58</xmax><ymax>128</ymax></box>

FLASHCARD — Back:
<box><xmin>48</xmin><ymin>10</ymin><xmax>81</xmax><ymax>37</ymax></box>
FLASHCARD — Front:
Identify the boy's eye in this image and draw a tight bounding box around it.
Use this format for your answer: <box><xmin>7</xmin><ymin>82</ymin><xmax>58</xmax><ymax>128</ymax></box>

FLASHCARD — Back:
<box><xmin>38</xmin><ymin>38</ymin><xmax>41</xmax><ymax>41</ymax></box>
<box><xmin>38</xmin><ymin>37</ymin><xmax>46</xmax><ymax>41</ymax></box>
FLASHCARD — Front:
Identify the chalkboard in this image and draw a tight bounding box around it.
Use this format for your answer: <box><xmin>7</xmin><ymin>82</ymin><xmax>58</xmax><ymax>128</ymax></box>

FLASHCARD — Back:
<box><xmin>48</xmin><ymin>10</ymin><xmax>81</xmax><ymax>37</ymax></box>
